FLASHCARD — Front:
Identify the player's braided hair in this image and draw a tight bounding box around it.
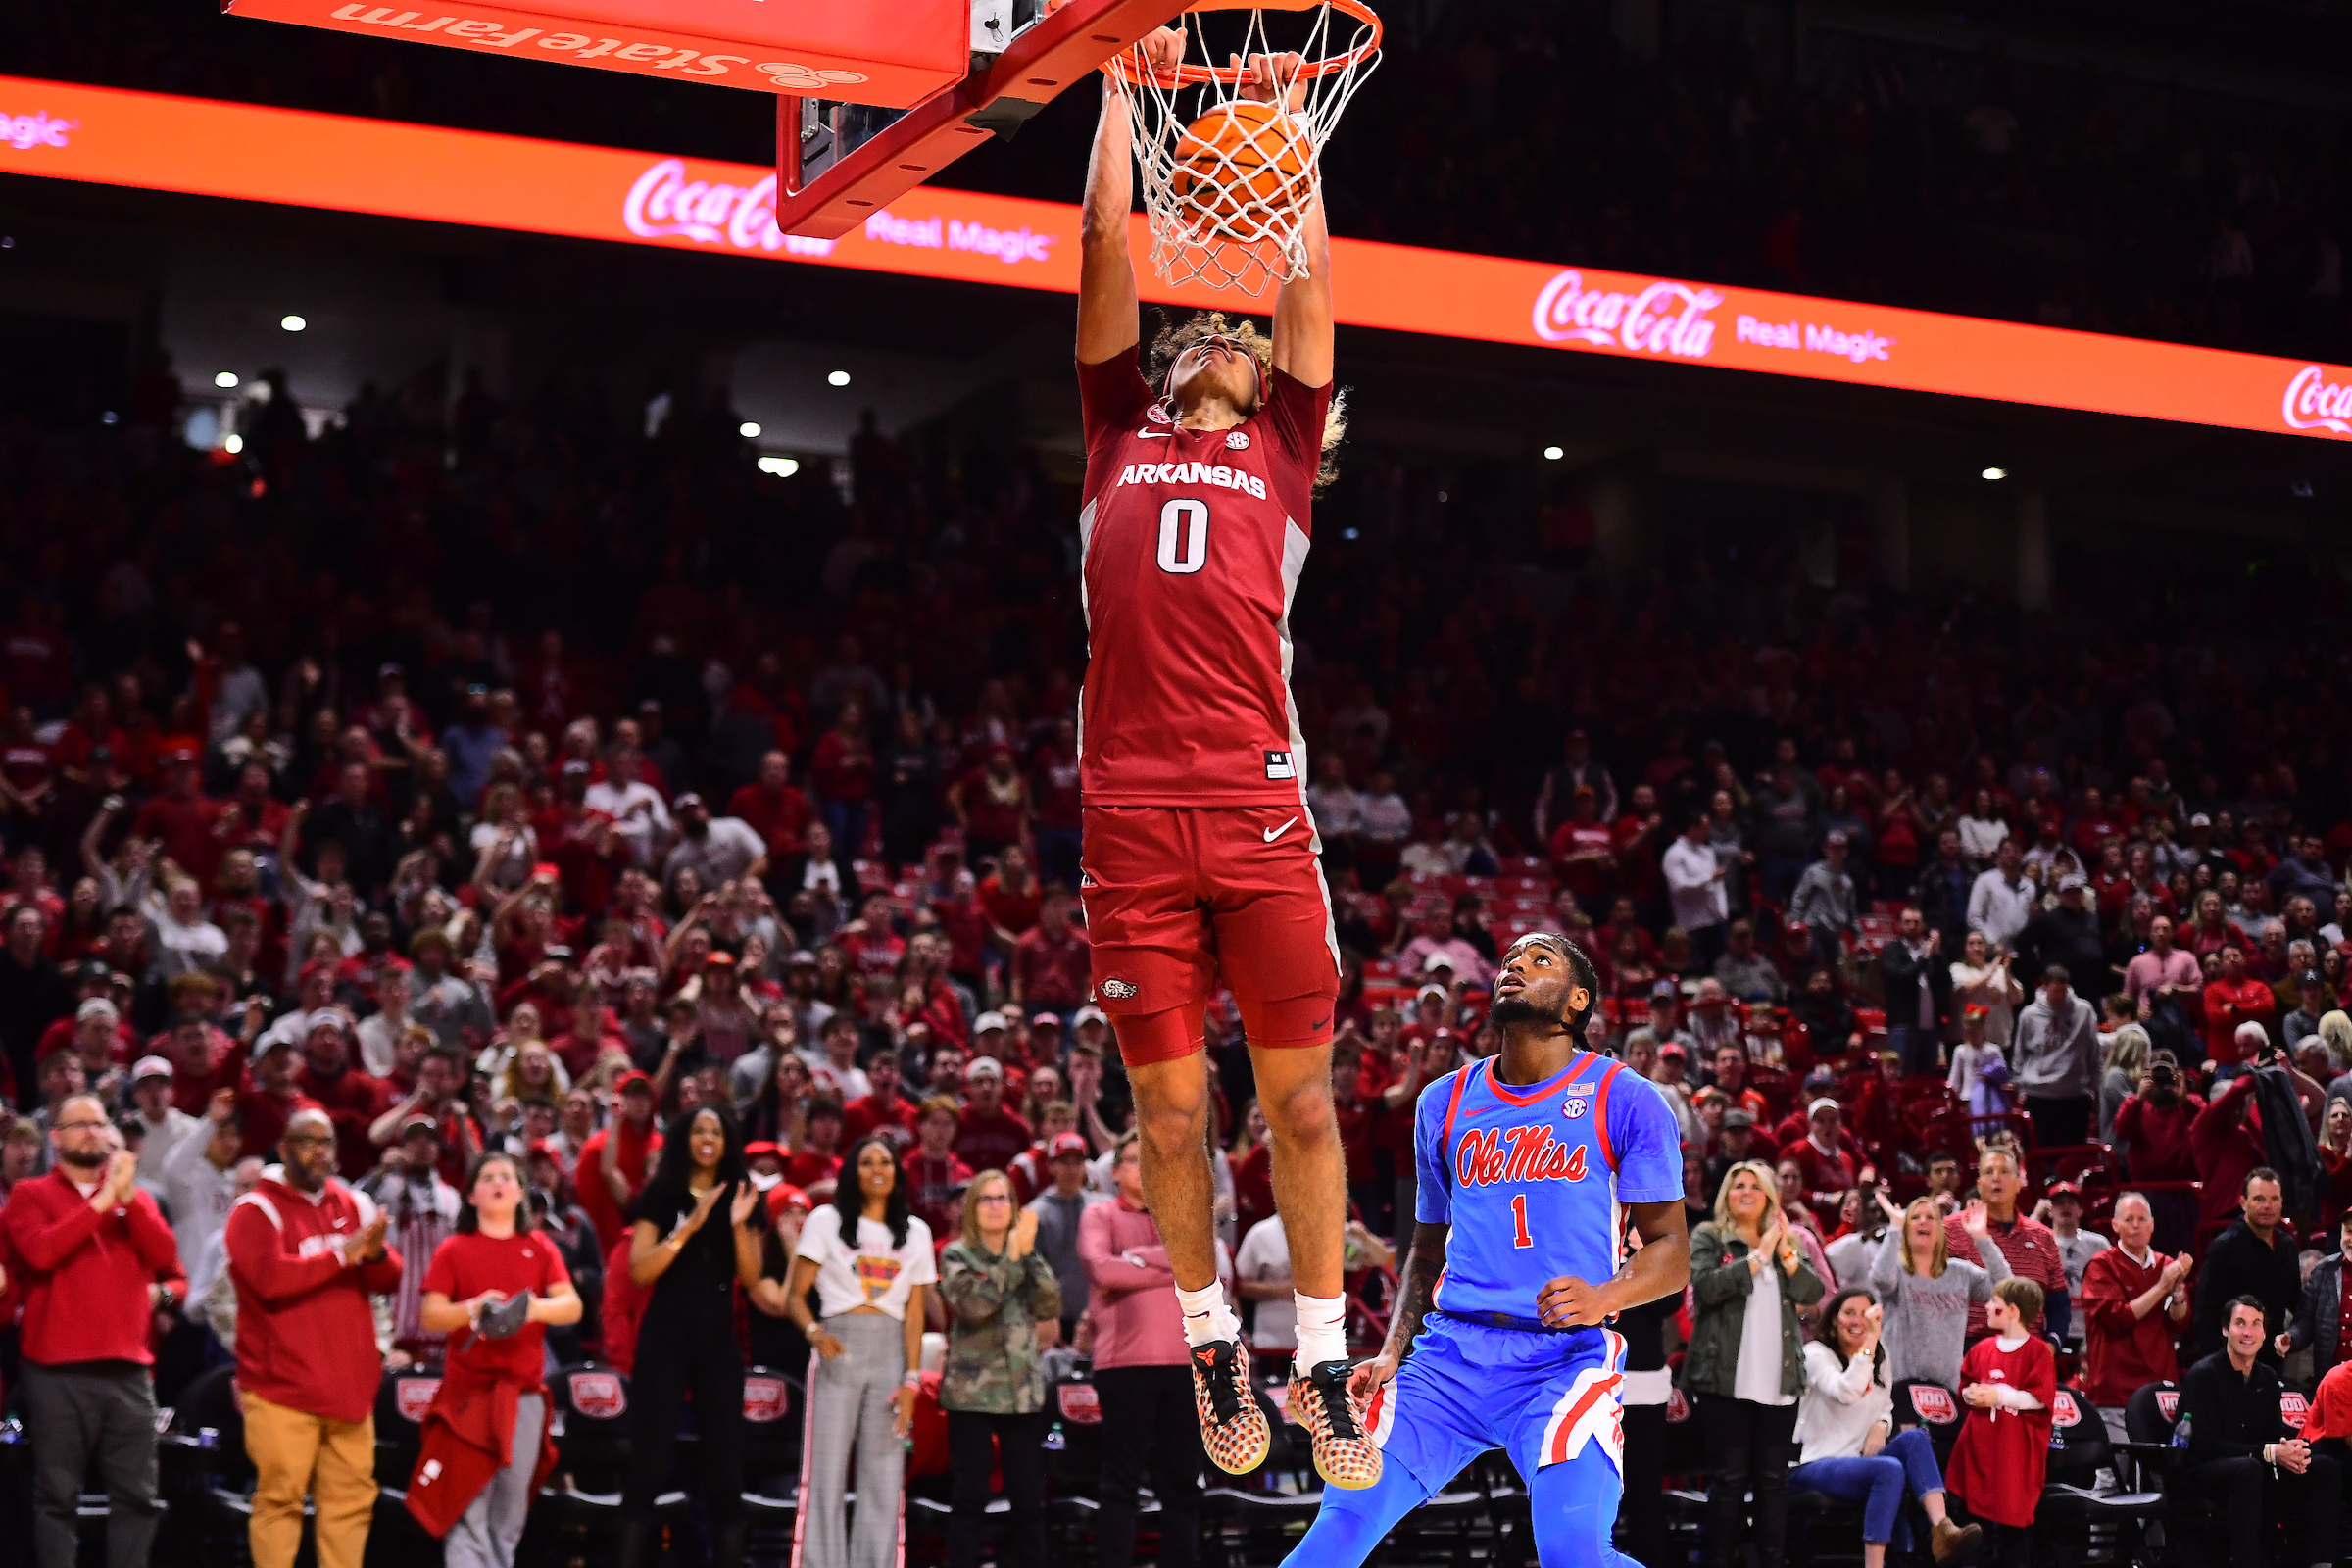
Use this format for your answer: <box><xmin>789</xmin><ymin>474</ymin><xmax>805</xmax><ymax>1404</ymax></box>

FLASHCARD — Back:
<box><xmin>1149</xmin><ymin>309</ymin><xmax>1348</xmax><ymax>492</ymax></box>
<box><xmin>1500</xmin><ymin>931</ymin><xmax>1601</xmax><ymax>1038</ymax></box>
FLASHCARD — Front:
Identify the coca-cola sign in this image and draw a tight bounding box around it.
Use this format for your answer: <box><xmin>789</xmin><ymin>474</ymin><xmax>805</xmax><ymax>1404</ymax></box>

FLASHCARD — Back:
<box><xmin>2282</xmin><ymin>365</ymin><xmax>2352</xmax><ymax>434</ymax></box>
<box><xmin>1533</xmin><ymin>270</ymin><xmax>1722</xmax><ymax>360</ymax></box>
<box><xmin>623</xmin><ymin>159</ymin><xmax>838</xmax><ymax>258</ymax></box>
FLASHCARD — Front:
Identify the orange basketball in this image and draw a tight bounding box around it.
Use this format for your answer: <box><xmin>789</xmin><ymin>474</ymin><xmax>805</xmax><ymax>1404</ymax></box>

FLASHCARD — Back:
<box><xmin>1169</xmin><ymin>99</ymin><xmax>1313</xmax><ymax>240</ymax></box>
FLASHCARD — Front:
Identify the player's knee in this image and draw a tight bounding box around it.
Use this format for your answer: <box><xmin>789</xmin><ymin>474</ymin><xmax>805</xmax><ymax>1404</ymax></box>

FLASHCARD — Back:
<box><xmin>1132</xmin><ymin>1086</ymin><xmax>1208</xmax><ymax>1160</ymax></box>
<box><xmin>1258</xmin><ymin>1068</ymin><xmax>1338</xmax><ymax>1148</ymax></box>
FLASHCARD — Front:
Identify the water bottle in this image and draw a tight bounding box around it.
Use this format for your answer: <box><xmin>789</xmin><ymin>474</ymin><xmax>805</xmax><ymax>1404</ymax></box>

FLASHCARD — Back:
<box><xmin>1043</xmin><ymin>1423</ymin><xmax>1067</xmax><ymax>1453</ymax></box>
<box><xmin>2170</xmin><ymin>1412</ymin><xmax>2192</xmax><ymax>1449</ymax></box>
<box><xmin>197</xmin><ymin>1427</ymin><xmax>220</xmax><ymax>1452</ymax></box>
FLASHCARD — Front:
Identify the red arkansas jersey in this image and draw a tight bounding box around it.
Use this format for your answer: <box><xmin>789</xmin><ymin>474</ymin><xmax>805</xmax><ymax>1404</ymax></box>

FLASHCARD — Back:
<box><xmin>1076</xmin><ymin>347</ymin><xmax>1331</xmax><ymax>808</ymax></box>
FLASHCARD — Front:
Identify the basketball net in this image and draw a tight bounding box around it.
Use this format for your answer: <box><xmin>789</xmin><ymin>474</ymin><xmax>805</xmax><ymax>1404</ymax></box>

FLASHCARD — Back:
<box><xmin>1110</xmin><ymin>1</ymin><xmax>1380</xmax><ymax>296</ymax></box>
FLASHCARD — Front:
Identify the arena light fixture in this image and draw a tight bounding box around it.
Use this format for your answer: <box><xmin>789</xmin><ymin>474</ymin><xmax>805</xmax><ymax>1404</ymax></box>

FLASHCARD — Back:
<box><xmin>1543</xmin><ymin>445</ymin><xmax>1564</xmax><ymax>461</ymax></box>
<box><xmin>757</xmin><ymin>456</ymin><xmax>801</xmax><ymax>478</ymax></box>
<box><xmin>738</xmin><ymin>420</ymin><xmax>761</xmax><ymax>438</ymax></box>
<box><xmin>223</xmin><ymin>432</ymin><xmax>245</xmax><ymax>454</ymax></box>
<box><xmin>827</xmin><ymin>369</ymin><xmax>852</xmax><ymax>387</ymax></box>
<box><xmin>215</xmin><ymin>371</ymin><xmax>240</xmax><ymax>389</ymax></box>
<box><xmin>1981</xmin><ymin>466</ymin><xmax>2007</xmax><ymax>481</ymax></box>
<box><xmin>280</xmin><ymin>314</ymin><xmax>307</xmax><ymax>331</ymax></box>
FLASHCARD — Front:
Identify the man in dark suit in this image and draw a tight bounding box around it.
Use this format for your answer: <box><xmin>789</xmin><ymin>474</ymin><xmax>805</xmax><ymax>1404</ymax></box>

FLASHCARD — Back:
<box><xmin>1878</xmin><ymin>905</ymin><xmax>1953</xmax><ymax>1079</ymax></box>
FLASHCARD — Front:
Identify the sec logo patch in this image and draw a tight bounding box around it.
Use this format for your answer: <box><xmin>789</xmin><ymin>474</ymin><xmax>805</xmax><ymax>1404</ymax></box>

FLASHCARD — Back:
<box><xmin>1226</xmin><ymin>430</ymin><xmax>1250</xmax><ymax>451</ymax></box>
<box><xmin>1563</xmin><ymin>1097</ymin><xmax>1589</xmax><ymax>1120</ymax></box>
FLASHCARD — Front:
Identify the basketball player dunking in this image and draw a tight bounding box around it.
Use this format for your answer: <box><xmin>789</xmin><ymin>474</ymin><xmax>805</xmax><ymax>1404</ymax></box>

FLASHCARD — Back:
<box><xmin>1075</xmin><ymin>37</ymin><xmax>1371</xmax><ymax>1485</ymax></box>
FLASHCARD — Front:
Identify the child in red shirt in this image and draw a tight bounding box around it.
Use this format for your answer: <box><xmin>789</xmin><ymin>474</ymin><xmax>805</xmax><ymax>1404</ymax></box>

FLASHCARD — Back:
<box><xmin>1945</xmin><ymin>1277</ymin><xmax>2054</xmax><ymax>1568</ymax></box>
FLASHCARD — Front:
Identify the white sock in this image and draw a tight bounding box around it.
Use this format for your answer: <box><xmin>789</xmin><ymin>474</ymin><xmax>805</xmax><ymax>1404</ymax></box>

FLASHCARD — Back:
<box><xmin>1176</xmin><ymin>1281</ymin><xmax>1241</xmax><ymax>1348</ymax></box>
<box><xmin>1294</xmin><ymin>1293</ymin><xmax>1348</xmax><ymax>1373</ymax></box>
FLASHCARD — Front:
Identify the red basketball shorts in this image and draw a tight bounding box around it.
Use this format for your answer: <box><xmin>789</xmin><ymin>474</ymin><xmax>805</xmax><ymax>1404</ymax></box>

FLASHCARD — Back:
<box><xmin>1081</xmin><ymin>803</ymin><xmax>1342</xmax><ymax>1066</ymax></box>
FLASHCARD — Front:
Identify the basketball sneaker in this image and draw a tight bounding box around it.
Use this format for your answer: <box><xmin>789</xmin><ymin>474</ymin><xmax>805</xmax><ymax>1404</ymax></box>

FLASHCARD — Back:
<box><xmin>1189</xmin><ymin>1339</ymin><xmax>1271</xmax><ymax>1475</ymax></box>
<box><xmin>1291</xmin><ymin>1359</ymin><xmax>1382</xmax><ymax>1490</ymax></box>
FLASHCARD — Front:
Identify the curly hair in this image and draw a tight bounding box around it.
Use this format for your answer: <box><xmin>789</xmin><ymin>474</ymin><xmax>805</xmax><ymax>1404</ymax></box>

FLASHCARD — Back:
<box><xmin>1147</xmin><ymin>309</ymin><xmax>1348</xmax><ymax>491</ymax></box>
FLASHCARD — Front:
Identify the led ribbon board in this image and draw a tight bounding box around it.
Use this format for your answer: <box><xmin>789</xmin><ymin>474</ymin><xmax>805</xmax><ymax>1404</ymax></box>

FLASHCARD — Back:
<box><xmin>6</xmin><ymin>74</ymin><xmax>2352</xmax><ymax>442</ymax></box>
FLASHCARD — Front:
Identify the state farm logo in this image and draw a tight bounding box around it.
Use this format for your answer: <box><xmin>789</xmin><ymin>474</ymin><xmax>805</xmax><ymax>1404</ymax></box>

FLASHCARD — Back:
<box><xmin>4</xmin><ymin>111</ymin><xmax>76</xmax><ymax>151</ymax></box>
<box><xmin>1533</xmin><ymin>269</ymin><xmax>1722</xmax><ymax>360</ymax></box>
<box><xmin>622</xmin><ymin>159</ymin><xmax>837</xmax><ymax>258</ymax></box>
<box><xmin>2282</xmin><ymin>364</ymin><xmax>2352</xmax><ymax>434</ymax></box>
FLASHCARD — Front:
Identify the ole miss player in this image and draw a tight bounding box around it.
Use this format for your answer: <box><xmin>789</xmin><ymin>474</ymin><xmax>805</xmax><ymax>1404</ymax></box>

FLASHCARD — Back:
<box><xmin>1287</xmin><ymin>935</ymin><xmax>1690</xmax><ymax>1566</ymax></box>
<box><xmin>1076</xmin><ymin>37</ymin><xmax>1366</xmax><ymax>1483</ymax></box>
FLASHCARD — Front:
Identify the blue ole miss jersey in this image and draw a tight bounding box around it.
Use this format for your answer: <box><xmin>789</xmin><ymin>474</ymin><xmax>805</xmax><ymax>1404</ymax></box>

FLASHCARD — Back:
<box><xmin>1412</xmin><ymin>1051</ymin><xmax>1684</xmax><ymax>1328</ymax></box>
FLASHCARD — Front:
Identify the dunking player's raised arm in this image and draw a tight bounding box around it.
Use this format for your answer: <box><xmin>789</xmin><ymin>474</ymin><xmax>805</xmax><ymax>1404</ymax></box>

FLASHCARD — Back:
<box><xmin>1078</xmin><ymin>28</ymin><xmax>1180</xmax><ymax>365</ymax></box>
<box><xmin>1274</xmin><ymin>192</ymin><xmax>1334</xmax><ymax>387</ymax></box>
<box><xmin>1076</xmin><ymin>71</ymin><xmax>1141</xmax><ymax>364</ymax></box>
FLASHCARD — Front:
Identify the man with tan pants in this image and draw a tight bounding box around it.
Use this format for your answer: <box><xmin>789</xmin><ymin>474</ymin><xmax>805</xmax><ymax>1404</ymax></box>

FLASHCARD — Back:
<box><xmin>224</xmin><ymin>1103</ymin><xmax>403</xmax><ymax>1568</ymax></box>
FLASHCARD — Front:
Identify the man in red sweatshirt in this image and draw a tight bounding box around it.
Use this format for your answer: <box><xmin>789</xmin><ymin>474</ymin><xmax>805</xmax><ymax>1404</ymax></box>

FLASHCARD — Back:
<box><xmin>1</xmin><ymin>1094</ymin><xmax>187</xmax><ymax>1568</ymax></box>
<box><xmin>224</xmin><ymin>1106</ymin><xmax>402</xmax><ymax>1568</ymax></box>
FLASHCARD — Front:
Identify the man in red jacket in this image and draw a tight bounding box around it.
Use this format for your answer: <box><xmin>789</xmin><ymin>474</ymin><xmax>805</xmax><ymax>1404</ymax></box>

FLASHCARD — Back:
<box><xmin>224</xmin><ymin>1106</ymin><xmax>402</xmax><ymax>1568</ymax></box>
<box><xmin>1</xmin><ymin>1095</ymin><xmax>187</xmax><ymax>1568</ymax></box>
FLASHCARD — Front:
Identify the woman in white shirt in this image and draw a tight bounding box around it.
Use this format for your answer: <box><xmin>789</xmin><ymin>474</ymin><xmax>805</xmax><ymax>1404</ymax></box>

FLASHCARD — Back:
<box><xmin>1946</xmin><ymin>931</ymin><xmax>2022</xmax><ymax>1046</ymax></box>
<box><xmin>1789</xmin><ymin>1288</ymin><xmax>1982</xmax><ymax>1568</ymax></box>
<box><xmin>1956</xmin><ymin>791</ymin><xmax>2009</xmax><ymax>869</ymax></box>
<box><xmin>784</xmin><ymin>1136</ymin><xmax>935</xmax><ymax>1568</ymax></box>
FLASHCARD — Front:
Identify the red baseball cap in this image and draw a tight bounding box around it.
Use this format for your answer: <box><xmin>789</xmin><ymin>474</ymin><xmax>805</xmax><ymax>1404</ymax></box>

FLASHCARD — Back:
<box><xmin>1049</xmin><ymin>1132</ymin><xmax>1089</xmax><ymax>1159</ymax></box>
<box><xmin>765</xmin><ymin>1183</ymin><xmax>812</xmax><ymax>1220</ymax></box>
<box><xmin>743</xmin><ymin>1140</ymin><xmax>781</xmax><ymax>1160</ymax></box>
<box><xmin>615</xmin><ymin>1070</ymin><xmax>656</xmax><ymax>1096</ymax></box>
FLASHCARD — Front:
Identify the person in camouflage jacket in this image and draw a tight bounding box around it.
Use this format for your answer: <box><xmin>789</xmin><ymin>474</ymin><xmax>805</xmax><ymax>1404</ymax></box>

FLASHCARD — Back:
<box><xmin>938</xmin><ymin>1169</ymin><xmax>1063</xmax><ymax>1568</ymax></box>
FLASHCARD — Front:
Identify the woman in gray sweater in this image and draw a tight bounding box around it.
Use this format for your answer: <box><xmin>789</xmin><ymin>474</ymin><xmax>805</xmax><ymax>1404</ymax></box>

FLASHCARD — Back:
<box><xmin>1867</xmin><ymin>1193</ymin><xmax>2009</xmax><ymax>1390</ymax></box>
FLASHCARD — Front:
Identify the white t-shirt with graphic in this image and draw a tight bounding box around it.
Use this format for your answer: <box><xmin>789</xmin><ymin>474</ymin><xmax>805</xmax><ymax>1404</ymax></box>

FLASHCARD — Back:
<box><xmin>795</xmin><ymin>1203</ymin><xmax>937</xmax><ymax>1321</ymax></box>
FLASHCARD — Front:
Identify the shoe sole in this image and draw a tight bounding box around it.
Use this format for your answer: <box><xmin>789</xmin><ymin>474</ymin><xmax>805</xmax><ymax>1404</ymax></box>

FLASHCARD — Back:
<box><xmin>1202</xmin><ymin>1414</ymin><xmax>1271</xmax><ymax>1475</ymax></box>
<box><xmin>1311</xmin><ymin>1446</ymin><xmax>1382</xmax><ymax>1490</ymax></box>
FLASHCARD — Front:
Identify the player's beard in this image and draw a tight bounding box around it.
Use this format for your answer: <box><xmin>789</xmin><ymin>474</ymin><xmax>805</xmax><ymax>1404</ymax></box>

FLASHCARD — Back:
<box><xmin>1489</xmin><ymin>993</ymin><xmax>1568</xmax><ymax>1029</ymax></box>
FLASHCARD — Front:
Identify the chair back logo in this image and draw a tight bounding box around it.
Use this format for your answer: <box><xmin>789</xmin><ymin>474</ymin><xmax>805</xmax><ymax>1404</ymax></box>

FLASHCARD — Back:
<box><xmin>2052</xmin><ymin>1389</ymin><xmax>2082</xmax><ymax>1428</ymax></box>
<box><xmin>1665</xmin><ymin>1387</ymin><xmax>1690</xmax><ymax>1423</ymax></box>
<box><xmin>569</xmin><ymin>1371</ymin><xmax>626</xmax><ymax>1419</ymax></box>
<box><xmin>2155</xmin><ymin>1389</ymin><xmax>2180</xmax><ymax>1422</ymax></box>
<box><xmin>1055</xmin><ymin>1383</ymin><xmax>1102</xmax><ymax>1424</ymax></box>
<box><xmin>2282</xmin><ymin>1391</ymin><xmax>2311</xmax><ymax>1428</ymax></box>
<box><xmin>1907</xmin><ymin>1385</ymin><xmax>1957</xmax><ymax>1424</ymax></box>
<box><xmin>396</xmin><ymin>1378</ymin><xmax>442</xmax><ymax>1423</ymax></box>
<box><xmin>744</xmin><ymin>1376</ymin><xmax>788</xmax><ymax>1423</ymax></box>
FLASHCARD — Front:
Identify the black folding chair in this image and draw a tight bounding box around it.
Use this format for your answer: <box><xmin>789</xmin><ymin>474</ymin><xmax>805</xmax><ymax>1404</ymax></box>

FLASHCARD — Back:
<box><xmin>2037</xmin><ymin>1385</ymin><xmax>2165</xmax><ymax>1564</ymax></box>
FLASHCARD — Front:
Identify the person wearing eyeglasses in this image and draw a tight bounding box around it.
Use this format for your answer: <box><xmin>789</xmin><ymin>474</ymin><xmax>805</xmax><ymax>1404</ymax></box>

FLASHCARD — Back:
<box><xmin>223</xmin><ymin>1106</ymin><xmax>401</xmax><ymax>1568</ymax></box>
<box><xmin>938</xmin><ymin>1168</ymin><xmax>1062</xmax><ymax>1568</ymax></box>
<box><xmin>0</xmin><ymin>1092</ymin><xmax>187</xmax><ymax>1568</ymax></box>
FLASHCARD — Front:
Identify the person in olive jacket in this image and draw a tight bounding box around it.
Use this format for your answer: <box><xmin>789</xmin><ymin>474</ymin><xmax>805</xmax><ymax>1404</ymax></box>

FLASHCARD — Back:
<box><xmin>938</xmin><ymin>1168</ymin><xmax>1063</xmax><ymax>1568</ymax></box>
<box><xmin>1680</xmin><ymin>1158</ymin><xmax>1826</xmax><ymax>1568</ymax></box>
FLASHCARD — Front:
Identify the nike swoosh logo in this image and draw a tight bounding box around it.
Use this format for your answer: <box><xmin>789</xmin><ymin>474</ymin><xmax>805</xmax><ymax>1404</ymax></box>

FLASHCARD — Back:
<box><xmin>1263</xmin><ymin>816</ymin><xmax>1298</xmax><ymax>842</ymax></box>
<box><xmin>1138</xmin><ymin>429</ymin><xmax>1172</xmax><ymax>439</ymax></box>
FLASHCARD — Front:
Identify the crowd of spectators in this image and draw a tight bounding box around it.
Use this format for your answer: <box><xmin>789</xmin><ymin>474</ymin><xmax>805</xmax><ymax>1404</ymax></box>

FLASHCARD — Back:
<box><xmin>5</xmin><ymin>326</ymin><xmax>2352</xmax><ymax>1568</ymax></box>
<box><xmin>10</xmin><ymin>0</ymin><xmax>2352</xmax><ymax>361</ymax></box>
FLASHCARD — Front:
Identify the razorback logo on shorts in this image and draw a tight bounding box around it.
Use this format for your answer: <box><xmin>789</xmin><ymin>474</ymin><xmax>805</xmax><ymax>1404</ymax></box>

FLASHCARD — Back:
<box><xmin>396</xmin><ymin>1378</ymin><xmax>443</xmax><ymax>1423</ymax></box>
<box><xmin>1907</xmin><ymin>1385</ymin><xmax>1958</xmax><ymax>1424</ymax></box>
<box><xmin>1099</xmin><ymin>979</ymin><xmax>1138</xmax><ymax>1000</ymax></box>
<box><xmin>569</xmin><ymin>1371</ymin><xmax>626</xmax><ymax>1420</ymax></box>
<box><xmin>744</xmin><ymin>1376</ymin><xmax>788</xmax><ymax>1423</ymax></box>
<box><xmin>1057</xmin><ymin>1384</ymin><xmax>1102</xmax><ymax>1424</ymax></box>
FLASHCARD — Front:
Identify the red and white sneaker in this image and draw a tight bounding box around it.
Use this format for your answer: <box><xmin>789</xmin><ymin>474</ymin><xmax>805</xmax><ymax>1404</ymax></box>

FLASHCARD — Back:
<box><xmin>1188</xmin><ymin>1339</ymin><xmax>1271</xmax><ymax>1476</ymax></box>
<box><xmin>1292</xmin><ymin>1359</ymin><xmax>1382</xmax><ymax>1490</ymax></box>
